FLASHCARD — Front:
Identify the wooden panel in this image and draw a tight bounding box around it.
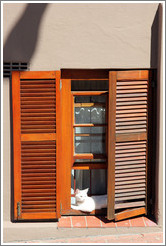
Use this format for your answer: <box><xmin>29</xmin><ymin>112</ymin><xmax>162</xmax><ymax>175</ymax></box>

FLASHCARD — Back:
<box><xmin>12</xmin><ymin>71</ymin><xmax>61</xmax><ymax>221</ymax></box>
<box><xmin>12</xmin><ymin>71</ymin><xmax>22</xmax><ymax>220</ymax></box>
<box><xmin>20</xmin><ymin>71</ymin><xmax>56</xmax><ymax>79</ymax></box>
<box><xmin>117</xmin><ymin>70</ymin><xmax>148</xmax><ymax>81</ymax></box>
<box><xmin>21</xmin><ymin>212</ymin><xmax>57</xmax><ymax>220</ymax></box>
<box><xmin>114</xmin><ymin>70</ymin><xmax>149</xmax><ymax>221</ymax></box>
<box><xmin>54</xmin><ymin>70</ymin><xmax>61</xmax><ymax>219</ymax></box>
<box><xmin>21</xmin><ymin>133</ymin><xmax>56</xmax><ymax>141</ymax></box>
<box><xmin>107</xmin><ymin>71</ymin><xmax>116</xmax><ymax>220</ymax></box>
<box><xmin>115</xmin><ymin>207</ymin><xmax>146</xmax><ymax>221</ymax></box>
<box><xmin>61</xmin><ymin>69</ymin><xmax>109</xmax><ymax>79</ymax></box>
<box><xmin>116</xmin><ymin>133</ymin><xmax>147</xmax><ymax>142</ymax></box>
<box><xmin>59</xmin><ymin>79</ymin><xmax>72</xmax><ymax>214</ymax></box>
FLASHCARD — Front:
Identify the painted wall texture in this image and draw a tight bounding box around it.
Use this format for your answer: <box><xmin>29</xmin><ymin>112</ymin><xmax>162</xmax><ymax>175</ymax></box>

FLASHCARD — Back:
<box><xmin>4</xmin><ymin>3</ymin><xmax>159</xmax><ymax>69</ymax></box>
<box><xmin>3</xmin><ymin>2</ymin><xmax>163</xmax><ymax>242</ymax></box>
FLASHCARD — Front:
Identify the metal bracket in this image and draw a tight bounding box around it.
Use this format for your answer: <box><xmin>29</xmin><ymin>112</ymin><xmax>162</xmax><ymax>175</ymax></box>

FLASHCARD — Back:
<box><xmin>60</xmin><ymin>202</ymin><xmax>62</xmax><ymax>215</ymax></box>
<box><xmin>60</xmin><ymin>80</ymin><xmax>62</xmax><ymax>90</ymax></box>
<box><xmin>151</xmin><ymin>80</ymin><xmax>156</xmax><ymax>88</ymax></box>
<box><xmin>17</xmin><ymin>202</ymin><xmax>21</xmax><ymax>217</ymax></box>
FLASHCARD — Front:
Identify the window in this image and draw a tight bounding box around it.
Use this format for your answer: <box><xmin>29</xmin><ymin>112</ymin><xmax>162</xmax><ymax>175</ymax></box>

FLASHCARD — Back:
<box><xmin>12</xmin><ymin>69</ymin><xmax>154</xmax><ymax>221</ymax></box>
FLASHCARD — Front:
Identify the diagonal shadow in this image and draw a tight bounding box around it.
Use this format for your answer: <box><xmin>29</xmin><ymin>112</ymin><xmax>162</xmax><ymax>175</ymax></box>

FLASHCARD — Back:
<box><xmin>4</xmin><ymin>3</ymin><xmax>48</xmax><ymax>62</ymax></box>
<box><xmin>3</xmin><ymin>3</ymin><xmax>49</xmax><ymax>222</ymax></box>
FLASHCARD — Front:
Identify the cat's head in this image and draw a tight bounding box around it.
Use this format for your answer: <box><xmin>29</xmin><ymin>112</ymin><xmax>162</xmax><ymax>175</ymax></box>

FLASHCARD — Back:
<box><xmin>75</xmin><ymin>188</ymin><xmax>89</xmax><ymax>202</ymax></box>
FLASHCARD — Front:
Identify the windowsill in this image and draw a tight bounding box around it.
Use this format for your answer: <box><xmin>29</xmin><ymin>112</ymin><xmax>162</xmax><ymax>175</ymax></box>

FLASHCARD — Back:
<box><xmin>58</xmin><ymin>216</ymin><xmax>158</xmax><ymax>228</ymax></box>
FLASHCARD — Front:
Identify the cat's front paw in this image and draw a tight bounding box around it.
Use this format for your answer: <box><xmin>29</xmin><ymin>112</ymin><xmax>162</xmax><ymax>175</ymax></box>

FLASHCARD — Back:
<box><xmin>71</xmin><ymin>204</ymin><xmax>79</xmax><ymax>210</ymax></box>
<box><xmin>71</xmin><ymin>205</ymin><xmax>76</xmax><ymax>210</ymax></box>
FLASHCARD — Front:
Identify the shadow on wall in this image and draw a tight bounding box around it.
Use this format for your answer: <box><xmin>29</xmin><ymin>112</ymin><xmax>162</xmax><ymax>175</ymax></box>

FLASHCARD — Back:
<box><xmin>150</xmin><ymin>3</ymin><xmax>162</xmax><ymax>224</ymax></box>
<box><xmin>3</xmin><ymin>3</ymin><xmax>48</xmax><ymax>62</ymax></box>
<box><xmin>150</xmin><ymin>4</ymin><xmax>160</xmax><ymax>68</ymax></box>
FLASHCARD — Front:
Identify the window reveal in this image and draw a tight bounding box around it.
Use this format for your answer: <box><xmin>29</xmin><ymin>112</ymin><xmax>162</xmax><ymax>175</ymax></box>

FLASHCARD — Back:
<box><xmin>71</xmin><ymin>86</ymin><xmax>108</xmax><ymax>204</ymax></box>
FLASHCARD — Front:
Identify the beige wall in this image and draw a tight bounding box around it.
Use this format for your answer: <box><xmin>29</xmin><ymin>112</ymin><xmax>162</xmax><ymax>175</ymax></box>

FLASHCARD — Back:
<box><xmin>4</xmin><ymin>3</ymin><xmax>159</xmax><ymax>69</ymax></box>
<box><xmin>3</xmin><ymin>2</ymin><xmax>163</xmax><ymax>242</ymax></box>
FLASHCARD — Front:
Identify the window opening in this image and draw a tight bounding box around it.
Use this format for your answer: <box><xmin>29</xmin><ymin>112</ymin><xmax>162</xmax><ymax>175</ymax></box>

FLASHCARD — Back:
<box><xmin>71</xmin><ymin>80</ymin><xmax>108</xmax><ymax>208</ymax></box>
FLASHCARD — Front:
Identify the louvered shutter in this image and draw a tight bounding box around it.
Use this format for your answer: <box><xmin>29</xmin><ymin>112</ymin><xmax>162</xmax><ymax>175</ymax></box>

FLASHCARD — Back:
<box><xmin>12</xmin><ymin>71</ymin><xmax>61</xmax><ymax>220</ymax></box>
<box><xmin>107</xmin><ymin>70</ymin><xmax>150</xmax><ymax>221</ymax></box>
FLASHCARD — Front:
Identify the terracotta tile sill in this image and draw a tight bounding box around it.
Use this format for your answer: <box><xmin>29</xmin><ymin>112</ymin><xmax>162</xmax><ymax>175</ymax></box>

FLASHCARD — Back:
<box><xmin>58</xmin><ymin>216</ymin><xmax>157</xmax><ymax>228</ymax></box>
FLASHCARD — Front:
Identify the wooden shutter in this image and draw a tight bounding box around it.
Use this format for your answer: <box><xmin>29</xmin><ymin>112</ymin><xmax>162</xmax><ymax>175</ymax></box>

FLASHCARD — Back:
<box><xmin>12</xmin><ymin>71</ymin><xmax>61</xmax><ymax>220</ymax></box>
<box><xmin>107</xmin><ymin>70</ymin><xmax>150</xmax><ymax>221</ymax></box>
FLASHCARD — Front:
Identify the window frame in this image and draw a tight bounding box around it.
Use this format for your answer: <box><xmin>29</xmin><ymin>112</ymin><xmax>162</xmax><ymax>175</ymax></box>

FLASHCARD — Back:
<box><xmin>71</xmin><ymin>90</ymin><xmax>108</xmax><ymax>170</ymax></box>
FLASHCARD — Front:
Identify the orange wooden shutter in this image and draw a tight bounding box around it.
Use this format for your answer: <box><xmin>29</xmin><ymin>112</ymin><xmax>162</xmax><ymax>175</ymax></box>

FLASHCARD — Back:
<box><xmin>12</xmin><ymin>71</ymin><xmax>61</xmax><ymax>220</ymax></box>
<box><xmin>107</xmin><ymin>70</ymin><xmax>150</xmax><ymax>221</ymax></box>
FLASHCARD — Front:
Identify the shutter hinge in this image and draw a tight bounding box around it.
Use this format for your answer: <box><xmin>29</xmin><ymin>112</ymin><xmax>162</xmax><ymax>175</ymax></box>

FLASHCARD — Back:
<box><xmin>151</xmin><ymin>80</ymin><xmax>157</xmax><ymax>88</ymax></box>
<box><xmin>17</xmin><ymin>202</ymin><xmax>21</xmax><ymax>217</ymax></box>
<box><xmin>60</xmin><ymin>202</ymin><xmax>62</xmax><ymax>215</ymax></box>
<box><xmin>60</xmin><ymin>80</ymin><xmax>62</xmax><ymax>90</ymax></box>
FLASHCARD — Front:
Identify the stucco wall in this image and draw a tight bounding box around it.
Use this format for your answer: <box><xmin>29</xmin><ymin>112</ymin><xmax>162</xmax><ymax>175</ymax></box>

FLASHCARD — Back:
<box><xmin>4</xmin><ymin>3</ymin><xmax>159</xmax><ymax>69</ymax></box>
<box><xmin>3</xmin><ymin>2</ymin><xmax>163</xmax><ymax>242</ymax></box>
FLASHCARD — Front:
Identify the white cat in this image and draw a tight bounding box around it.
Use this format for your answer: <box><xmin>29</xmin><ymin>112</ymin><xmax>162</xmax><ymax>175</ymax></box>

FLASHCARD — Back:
<box><xmin>71</xmin><ymin>188</ymin><xmax>107</xmax><ymax>212</ymax></box>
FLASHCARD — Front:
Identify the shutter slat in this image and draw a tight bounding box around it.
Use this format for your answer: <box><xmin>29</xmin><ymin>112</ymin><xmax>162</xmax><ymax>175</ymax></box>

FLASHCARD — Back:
<box><xmin>22</xmin><ymin>201</ymin><xmax>56</xmax><ymax>204</ymax></box>
<box><xmin>21</xmin><ymin>100</ymin><xmax>56</xmax><ymax>105</ymax></box>
<box><xmin>117</xmin><ymin>105</ymin><xmax>147</xmax><ymax>110</ymax></box>
<box><xmin>22</xmin><ymin>129</ymin><xmax>56</xmax><ymax>133</ymax></box>
<box><xmin>116</xmin><ymin>101</ymin><xmax>147</xmax><ymax>106</ymax></box>
<box><xmin>22</xmin><ymin>181</ymin><xmax>56</xmax><ymax>185</ymax></box>
<box><xmin>21</xmin><ymin>88</ymin><xmax>56</xmax><ymax>92</ymax></box>
<box><xmin>115</xmin><ymin>183</ymin><xmax>145</xmax><ymax>189</ymax></box>
<box><xmin>115</xmin><ymin>164</ymin><xmax>146</xmax><ymax>170</ymax></box>
<box><xmin>21</xmin><ymin>109</ymin><xmax>56</xmax><ymax>113</ymax></box>
<box><xmin>20</xmin><ymin>79</ymin><xmax>55</xmax><ymax>84</ymax></box>
<box><xmin>22</xmin><ymin>205</ymin><xmax>56</xmax><ymax>208</ymax></box>
<box><xmin>115</xmin><ymin>201</ymin><xmax>145</xmax><ymax>210</ymax></box>
<box><xmin>21</xmin><ymin>84</ymin><xmax>55</xmax><ymax>88</ymax></box>
<box><xmin>22</xmin><ymin>149</ymin><xmax>56</xmax><ymax>153</ymax></box>
<box><xmin>22</xmin><ymin>185</ymin><xmax>56</xmax><ymax>189</ymax></box>
<box><xmin>117</xmin><ymin>81</ymin><xmax>148</xmax><ymax>85</ymax></box>
<box><xmin>22</xmin><ymin>193</ymin><xmax>56</xmax><ymax>197</ymax></box>
<box><xmin>117</xmin><ymin>117</ymin><xmax>147</xmax><ymax>122</ymax></box>
<box><xmin>116</xmin><ymin>148</ymin><xmax>146</xmax><ymax>153</ymax></box>
<box><xmin>22</xmin><ymin>165</ymin><xmax>56</xmax><ymax>169</ymax></box>
<box><xmin>115</xmin><ymin>179</ymin><xmax>145</xmax><ymax>185</ymax></box>
<box><xmin>116</xmin><ymin>160</ymin><xmax>146</xmax><ymax>166</ymax></box>
<box><xmin>117</xmin><ymin>93</ymin><xmax>147</xmax><ymax>98</ymax></box>
<box><xmin>117</xmin><ymin>85</ymin><xmax>147</xmax><ymax>89</ymax></box>
<box><xmin>22</xmin><ymin>197</ymin><xmax>56</xmax><ymax>201</ymax></box>
<box><xmin>117</xmin><ymin>89</ymin><xmax>147</xmax><ymax>93</ymax></box>
<box><xmin>115</xmin><ymin>175</ymin><xmax>146</xmax><ymax>182</ymax></box>
<box><xmin>21</xmin><ymin>105</ymin><xmax>56</xmax><ymax>109</ymax></box>
<box><xmin>22</xmin><ymin>161</ymin><xmax>56</xmax><ymax>164</ymax></box>
<box><xmin>116</xmin><ymin>151</ymin><xmax>146</xmax><ymax>158</ymax></box>
<box><xmin>21</xmin><ymin>117</ymin><xmax>56</xmax><ymax>121</ymax></box>
<box><xmin>115</xmin><ymin>187</ymin><xmax>145</xmax><ymax>193</ymax></box>
<box><xmin>115</xmin><ymin>195</ymin><xmax>145</xmax><ymax>202</ymax></box>
<box><xmin>22</xmin><ymin>173</ymin><xmax>56</xmax><ymax>177</ymax></box>
<box><xmin>21</xmin><ymin>93</ymin><xmax>56</xmax><ymax>97</ymax></box>
<box><xmin>21</xmin><ymin>97</ymin><xmax>56</xmax><ymax>101</ymax></box>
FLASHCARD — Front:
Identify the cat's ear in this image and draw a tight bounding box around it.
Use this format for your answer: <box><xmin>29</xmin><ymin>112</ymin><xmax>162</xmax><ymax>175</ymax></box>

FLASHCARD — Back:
<box><xmin>75</xmin><ymin>189</ymin><xmax>80</xmax><ymax>194</ymax></box>
<box><xmin>84</xmin><ymin>188</ymin><xmax>89</xmax><ymax>194</ymax></box>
